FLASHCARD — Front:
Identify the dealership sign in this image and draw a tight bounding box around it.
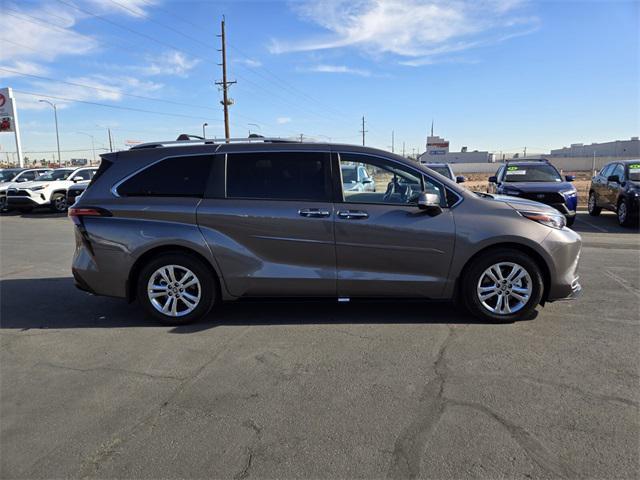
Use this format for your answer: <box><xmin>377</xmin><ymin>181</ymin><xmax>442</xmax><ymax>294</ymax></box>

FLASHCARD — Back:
<box><xmin>0</xmin><ymin>87</ymin><xmax>24</xmax><ymax>166</ymax></box>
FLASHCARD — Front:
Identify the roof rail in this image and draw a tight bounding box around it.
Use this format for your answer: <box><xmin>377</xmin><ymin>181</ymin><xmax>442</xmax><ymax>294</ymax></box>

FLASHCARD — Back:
<box><xmin>129</xmin><ymin>136</ymin><xmax>300</xmax><ymax>150</ymax></box>
<box><xmin>505</xmin><ymin>157</ymin><xmax>549</xmax><ymax>165</ymax></box>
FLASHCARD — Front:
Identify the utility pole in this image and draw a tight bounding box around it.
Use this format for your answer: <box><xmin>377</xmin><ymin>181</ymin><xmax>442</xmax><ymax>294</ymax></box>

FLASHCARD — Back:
<box><xmin>402</xmin><ymin>141</ymin><xmax>406</xmax><ymax>157</ymax></box>
<box><xmin>299</xmin><ymin>133</ymin><xmax>304</xmax><ymax>143</ymax></box>
<box><xmin>202</xmin><ymin>123</ymin><xmax>208</xmax><ymax>138</ymax></box>
<box><xmin>523</xmin><ymin>146</ymin><xmax>527</xmax><ymax>158</ymax></box>
<box><xmin>108</xmin><ymin>128</ymin><xmax>113</xmax><ymax>152</ymax></box>
<box><xmin>391</xmin><ymin>130</ymin><xmax>395</xmax><ymax>153</ymax></box>
<box><xmin>359</xmin><ymin>116</ymin><xmax>367</xmax><ymax>146</ymax></box>
<box><xmin>216</xmin><ymin>17</ymin><xmax>236</xmax><ymax>141</ymax></box>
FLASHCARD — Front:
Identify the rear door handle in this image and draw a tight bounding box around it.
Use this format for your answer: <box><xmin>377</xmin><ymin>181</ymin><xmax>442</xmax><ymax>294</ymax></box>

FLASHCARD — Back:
<box><xmin>337</xmin><ymin>210</ymin><xmax>369</xmax><ymax>220</ymax></box>
<box><xmin>298</xmin><ymin>208</ymin><xmax>331</xmax><ymax>218</ymax></box>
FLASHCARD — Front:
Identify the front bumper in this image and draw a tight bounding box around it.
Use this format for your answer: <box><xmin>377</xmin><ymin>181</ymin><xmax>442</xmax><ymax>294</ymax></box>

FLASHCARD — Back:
<box><xmin>6</xmin><ymin>190</ymin><xmax>49</xmax><ymax>206</ymax></box>
<box><xmin>542</xmin><ymin>227</ymin><xmax>582</xmax><ymax>302</ymax></box>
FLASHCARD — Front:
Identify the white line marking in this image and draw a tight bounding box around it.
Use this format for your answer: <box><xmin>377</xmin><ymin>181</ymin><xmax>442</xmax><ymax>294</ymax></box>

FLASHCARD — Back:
<box><xmin>576</xmin><ymin>216</ymin><xmax>608</xmax><ymax>233</ymax></box>
<box><xmin>604</xmin><ymin>269</ymin><xmax>640</xmax><ymax>299</ymax></box>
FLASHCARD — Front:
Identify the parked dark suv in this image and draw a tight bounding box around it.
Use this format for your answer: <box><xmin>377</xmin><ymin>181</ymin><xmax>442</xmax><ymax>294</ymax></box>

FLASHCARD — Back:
<box><xmin>488</xmin><ymin>160</ymin><xmax>577</xmax><ymax>226</ymax></box>
<box><xmin>71</xmin><ymin>138</ymin><xmax>582</xmax><ymax>325</ymax></box>
<box><xmin>587</xmin><ymin>159</ymin><xmax>640</xmax><ymax>227</ymax></box>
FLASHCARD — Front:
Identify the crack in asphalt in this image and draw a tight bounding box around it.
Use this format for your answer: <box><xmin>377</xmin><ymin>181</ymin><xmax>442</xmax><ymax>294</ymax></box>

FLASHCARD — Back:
<box><xmin>387</xmin><ymin>326</ymin><xmax>456</xmax><ymax>479</ymax></box>
<box><xmin>34</xmin><ymin>361</ymin><xmax>186</xmax><ymax>382</ymax></box>
<box><xmin>70</xmin><ymin>327</ymin><xmax>252</xmax><ymax>479</ymax></box>
<box><xmin>448</xmin><ymin>399</ymin><xmax>577</xmax><ymax>479</ymax></box>
<box><xmin>387</xmin><ymin>325</ymin><xmax>579</xmax><ymax>480</ymax></box>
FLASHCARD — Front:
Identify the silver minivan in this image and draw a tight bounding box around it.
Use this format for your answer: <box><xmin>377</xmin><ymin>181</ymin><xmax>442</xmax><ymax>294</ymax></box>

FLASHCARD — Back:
<box><xmin>71</xmin><ymin>138</ymin><xmax>582</xmax><ymax>324</ymax></box>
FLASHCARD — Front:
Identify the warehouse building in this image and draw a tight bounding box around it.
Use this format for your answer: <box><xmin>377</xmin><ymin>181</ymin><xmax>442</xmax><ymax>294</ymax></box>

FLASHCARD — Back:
<box><xmin>417</xmin><ymin>132</ymin><xmax>493</xmax><ymax>163</ymax></box>
<box><xmin>549</xmin><ymin>137</ymin><xmax>639</xmax><ymax>157</ymax></box>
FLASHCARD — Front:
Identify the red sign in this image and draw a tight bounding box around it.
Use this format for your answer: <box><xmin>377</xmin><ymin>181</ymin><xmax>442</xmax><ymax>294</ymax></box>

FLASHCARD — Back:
<box><xmin>0</xmin><ymin>93</ymin><xmax>5</xmax><ymax>108</ymax></box>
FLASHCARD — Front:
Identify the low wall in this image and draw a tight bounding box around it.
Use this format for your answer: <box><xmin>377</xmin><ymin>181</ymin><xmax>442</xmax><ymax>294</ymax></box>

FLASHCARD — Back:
<box><xmin>447</xmin><ymin>156</ymin><xmax>639</xmax><ymax>174</ymax></box>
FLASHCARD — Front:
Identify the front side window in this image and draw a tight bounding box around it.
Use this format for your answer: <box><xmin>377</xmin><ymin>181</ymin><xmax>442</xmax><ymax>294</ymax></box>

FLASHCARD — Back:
<box><xmin>37</xmin><ymin>170</ymin><xmax>74</xmax><ymax>181</ymax></box>
<box><xmin>339</xmin><ymin>153</ymin><xmax>442</xmax><ymax>205</ymax></box>
<box><xmin>611</xmin><ymin>164</ymin><xmax>624</xmax><ymax>181</ymax></box>
<box><xmin>118</xmin><ymin>155</ymin><xmax>212</xmax><ymax>197</ymax></box>
<box><xmin>226</xmin><ymin>152</ymin><xmax>330</xmax><ymax>201</ymax></box>
<box><xmin>504</xmin><ymin>164</ymin><xmax>562</xmax><ymax>182</ymax></box>
<box><xmin>74</xmin><ymin>170</ymin><xmax>94</xmax><ymax>181</ymax></box>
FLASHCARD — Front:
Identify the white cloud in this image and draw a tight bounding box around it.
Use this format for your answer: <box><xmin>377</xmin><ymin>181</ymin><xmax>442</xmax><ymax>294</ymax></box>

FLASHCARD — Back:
<box><xmin>270</xmin><ymin>0</ymin><xmax>538</xmax><ymax>62</ymax></box>
<box><xmin>15</xmin><ymin>75</ymin><xmax>164</xmax><ymax>110</ymax></box>
<box><xmin>276</xmin><ymin>117</ymin><xmax>292</xmax><ymax>124</ymax></box>
<box><xmin>88</xmin><ymin>0</ymin><xmax>158</xmax><ymax>17</ymax></box>
<box><xmin>141</xmin><ymin>51</ymin><xmax>201</xmax><ymax>78</ymax></box>
<box><xmin>237</xmin><ymin>58</ymin><xmax>263</xmax><ymax>68</ymax></box>
<box><xmin>0</xmin><ymin>61</ymin><xmax>49</xmax><ymax>78</ymax></box>
<box><xmin>307</xmin><ymin>64</ymin><xmax>372</xmax><ymax>76</ymax></box>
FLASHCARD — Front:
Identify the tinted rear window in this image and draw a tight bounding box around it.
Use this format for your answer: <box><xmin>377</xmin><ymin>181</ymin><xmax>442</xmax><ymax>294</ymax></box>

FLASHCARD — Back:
<box><xmin>118</xmin><ymin>155</ymin><xmax>212</xmax><ymax>197</ymax></box>
<box><xmin>226</xmin><ymin>152</ymin><xmax>330</xmax><ymax>201</ymax></box>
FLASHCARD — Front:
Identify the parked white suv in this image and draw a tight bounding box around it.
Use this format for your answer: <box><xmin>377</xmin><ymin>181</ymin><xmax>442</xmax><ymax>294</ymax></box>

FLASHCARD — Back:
<box><xmin>0</xmin><ymin>168</ymin><xmax>52</xmax><ymax>212</ymax></box>
<box><xmin>6</xmin><ymin>167</ymin><xmax>97</xmax><ymax>213</ymax></box>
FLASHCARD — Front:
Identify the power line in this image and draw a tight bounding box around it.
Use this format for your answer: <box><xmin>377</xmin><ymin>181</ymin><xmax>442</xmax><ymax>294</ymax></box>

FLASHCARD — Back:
<box><xmin>14</xmin><ymin>90</ymin><xmax>210</xmax><ymax>121</ymax></box>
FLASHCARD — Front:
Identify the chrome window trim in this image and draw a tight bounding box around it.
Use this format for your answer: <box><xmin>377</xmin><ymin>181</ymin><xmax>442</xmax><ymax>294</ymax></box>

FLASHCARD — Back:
<box><xmin>110</xmin><ymin>149</ymin><xmax>223</xmax><ymax>198</ymax></box>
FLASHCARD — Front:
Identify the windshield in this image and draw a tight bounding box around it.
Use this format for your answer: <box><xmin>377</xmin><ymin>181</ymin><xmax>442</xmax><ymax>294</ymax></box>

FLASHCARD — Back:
<box><xmin>0</xmin><ymin>170</ymin><xmax>20</xmax><ymax>182</ymax></box>
<box><xmin>36</xmin><ymin>170</ymin><xmax>74</xmax><ymax>181</ymax></box>
<box><xmin>427</xmin><ymin>166</ymin><xmax>453</xmax><ymax>179</ymax></box>
<box><xmin>627</xmin><ymin>163</ymin><xmax>640</xmax><ymax>182</ymax></box>
<box><xmin>504</xmin><ymin>164</ymin><xmax>562</xmax><ymax>182</ymax></box>
<box><xmin>341</xmin><ymin>167</ymin><xmax>357</xmax><ymax>183</ymax></box>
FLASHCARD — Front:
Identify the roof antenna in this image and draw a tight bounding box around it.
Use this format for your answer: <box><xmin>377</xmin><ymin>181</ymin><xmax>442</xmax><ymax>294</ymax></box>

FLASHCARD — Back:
<box><xmin>430</xmin><ymin>119</ymin><xmax>434</xmax><ymax>137</ymax></box>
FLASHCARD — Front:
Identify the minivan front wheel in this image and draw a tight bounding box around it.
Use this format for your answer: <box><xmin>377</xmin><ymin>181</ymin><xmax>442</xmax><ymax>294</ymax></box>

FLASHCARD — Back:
<box><xmin>462</xmin><ymin>249</ymin><xmax>544</xmax><ymax>322</ymax></box>
<box><xmin>137</xmin><ymin>253</ymin><xmax>215</xmax><ymax>325</ymax></box>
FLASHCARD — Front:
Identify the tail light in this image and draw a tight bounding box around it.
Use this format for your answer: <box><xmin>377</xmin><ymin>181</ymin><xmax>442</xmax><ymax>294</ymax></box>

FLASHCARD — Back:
<box><xmin>68</xmin><ymin>207</ymin><xmax>111</xmax><ymax>226</ymax></box>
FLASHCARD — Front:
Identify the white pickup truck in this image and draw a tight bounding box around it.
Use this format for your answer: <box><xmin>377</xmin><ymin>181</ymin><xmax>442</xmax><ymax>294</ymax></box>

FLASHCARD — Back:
<box><xmin>6</xmin><ymin>167</ymin><xmax>97</xmax><ymax>213</ymax></box>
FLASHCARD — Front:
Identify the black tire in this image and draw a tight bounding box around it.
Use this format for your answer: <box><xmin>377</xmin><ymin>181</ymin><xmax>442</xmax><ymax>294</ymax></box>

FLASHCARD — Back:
<box><xmin>0</xmin><ymin>197</ymin><xmax>9</xmax><ymax>214</ymax></box>
<box><xmin>617</xmin><ymin>198</ymin><xmax>637</xmax><ymax>228</ymax></box>
<box><xmin>137</xmin><ymin>253</ymin><xmax>216</xmax><ymax>325</ymax></box>
<box><xmin>587</xmin><ymin>191</ymin><xmax>601</xmax><ymax>216</ymax></box>
<box><xmin>50</xmin><ymin>193</ymin><xmax>68</xmax><ymax>213</ymax></box>
<box><xmin>566</xmin><ymin>216</ymin><xmax>575</xmax><ymax>227</ymax></box>
<box><xmin>462</xmin><ymin>249</ymin><xmax>544</xmax><ymax>323</ymax></box>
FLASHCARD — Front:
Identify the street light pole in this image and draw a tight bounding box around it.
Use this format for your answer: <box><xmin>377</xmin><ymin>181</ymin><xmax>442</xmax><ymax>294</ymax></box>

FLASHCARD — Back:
<box><xmin>77</xmin><ymin>132</ymin><xmax>96</xmax><ymax>164</ymax></box>
<box><xmin>202</xmin><ymin>122</ymin><xmax>208</xmax><ymax>138</ymax></box>
<box><xmin>39</xmin><ymin>99</ymin><xmax>61</xmax><ymax>165</ymax></box>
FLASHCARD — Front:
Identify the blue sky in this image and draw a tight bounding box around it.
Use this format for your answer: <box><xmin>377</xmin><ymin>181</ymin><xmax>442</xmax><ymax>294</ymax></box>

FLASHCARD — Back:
<box><xmin>1</xmin><ymin>0</ymin><xmax>638</xmax><ymax>162</ymax></box>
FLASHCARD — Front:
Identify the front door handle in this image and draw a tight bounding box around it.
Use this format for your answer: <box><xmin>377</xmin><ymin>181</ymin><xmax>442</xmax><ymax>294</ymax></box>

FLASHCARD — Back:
<box><xmin>298</xmin><ymin>208</ymin><xmax>331</xmax><ymax>218</ymax></box>
<box><xmin>337</xmin><ymin>210</ymin><xmax>369</xmax><ymax>220</ymax></box>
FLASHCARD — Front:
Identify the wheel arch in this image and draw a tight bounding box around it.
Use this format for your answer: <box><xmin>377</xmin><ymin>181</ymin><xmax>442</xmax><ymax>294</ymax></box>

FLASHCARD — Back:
<box><xmin>127</xmin><ymin>245</ymin><xmax>221</xmax><ymax>303</ymax></box>
<box><xmin>456</xmin><ymin>242</ymin><xmax>551</xmax><ymax>304</ymax></box>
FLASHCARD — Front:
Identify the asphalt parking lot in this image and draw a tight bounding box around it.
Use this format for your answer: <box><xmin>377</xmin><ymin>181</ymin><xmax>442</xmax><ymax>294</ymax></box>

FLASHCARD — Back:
<box><xmin>1</xmin><ymin>210</ymin><xmax>638</xmax><ymax>479</ymax></box>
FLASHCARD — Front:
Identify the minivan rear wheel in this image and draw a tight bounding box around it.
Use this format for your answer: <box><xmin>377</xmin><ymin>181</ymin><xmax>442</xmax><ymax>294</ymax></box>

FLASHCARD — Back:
<box><xmin>137</xmin><ymin>253</ymin><xmax>215</xmax><ymax>325</ymax></box>
<box><xmin>462</xmin><ymin>249</ymin><xmax>544</xmax><ymax>322</ymax></box>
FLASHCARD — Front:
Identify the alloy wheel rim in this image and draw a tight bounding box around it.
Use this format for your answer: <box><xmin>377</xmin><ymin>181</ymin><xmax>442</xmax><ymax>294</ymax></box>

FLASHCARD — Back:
<box><xmin>55</xmin><ymin>197</ymin><xmax>67</xmax><ymax>211</ymax></box>
<box><xmin>588</xmin><ymin>194</ymin><xmax>595</xmax><ymax>212</ymax></box>
<box><xmin>147</xmin><ymin>265</ymin><xmax>201</xmax><ymax>317</ymax></box>
<box><xmin>477</xmin><ymin>262</ymin><xmax>532</xmax><ymax>315</ymax></box>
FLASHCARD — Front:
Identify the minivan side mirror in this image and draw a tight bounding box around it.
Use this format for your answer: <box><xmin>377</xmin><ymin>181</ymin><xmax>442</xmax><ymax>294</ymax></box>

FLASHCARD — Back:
<box><xmin>456</xmin><ymin>175</ymin><xmax>466</xmax><ymax>183</ymax></box>
<box><xmin>362</xmin><ymin>178</ymin><xmax>373</xmax><ymax>184</ymax></box>
<box><xmin>72</xmin><ymin>176</ymin><xmax>83</xmax><ymax>183</ymax></box>
<box><xmin>565</xmin><ymin>175</ymin><xmax>575</xmax><ymax>182</ymax></box>
<box><xmin>607</xmin><ymin>175</ymin><xmax>620</xmax><ymax>183</ymax></box>
<box><xmin>417</xmin><ymin>192</ymin><xmax>442</xmax><ymax>216</ymax></box>
<box><xmin>488</xmin><ymin>176</ymin><xmax>497</xmax><ymax>183</ymax></box>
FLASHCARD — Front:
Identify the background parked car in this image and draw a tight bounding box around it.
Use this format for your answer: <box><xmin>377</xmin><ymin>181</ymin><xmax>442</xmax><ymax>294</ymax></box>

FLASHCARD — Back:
<box><xmin>419</xmin><ymin>161</ymin><xmax>466</xmax><ymax>183</ymax></box>
<box><xmin>6</xmin><ymin>167</ymin><xmax>97</xmax><ymax>213</ymax></box>
<box><xmin>588</xmin><ymin>159</ymin><xmax>640</xmax><ymax>227</ymax></box>
<box><xmin>66</xmin><ymin>181</ymin><xmax>90</xmax><ymax>207</ymax></box>
<box><xmin>488</xmin><ymin>159</ymin><xmax>578</xmax><ymax>226</ymax></box>
<box><xmin>341</xmin><ymin>164</ymin><xmax>376</xmax><ymax>192</ymax></box>
<box><xmin>0</xmin><ymin>168</ymin><xmax>52</xmax><ymax>213</ymax></box>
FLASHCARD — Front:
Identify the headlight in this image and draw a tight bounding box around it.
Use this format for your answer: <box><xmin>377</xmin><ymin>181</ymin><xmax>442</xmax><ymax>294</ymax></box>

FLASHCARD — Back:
<box><xmin>502</xmin><ymin>188</ymin><xmax>521</xmax><ymax>196</ymax></box>
<box><xmin>560</xmin><ymin>189</ymin><xmax>577</xmax><ymax>197</ymax></box>
<box><xmin>518</xmin><ymin>210</ymin><xmax>566</xmax><ymax>229</ymax></box>
<box><xmin>30</xmin><ymin>185</ymin><xmax>47</xmax><ymax>191</ymax></box>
